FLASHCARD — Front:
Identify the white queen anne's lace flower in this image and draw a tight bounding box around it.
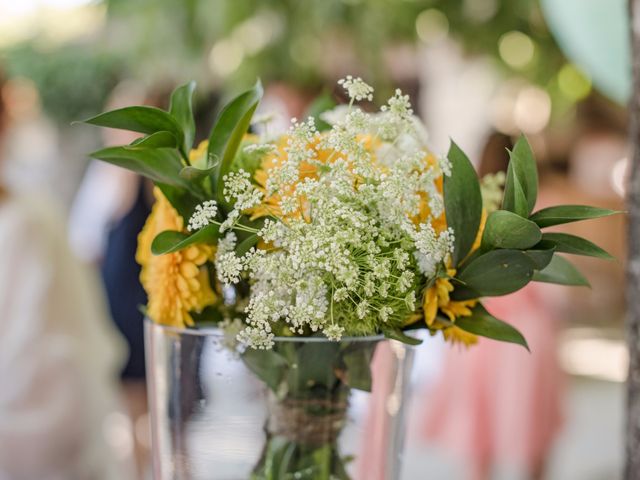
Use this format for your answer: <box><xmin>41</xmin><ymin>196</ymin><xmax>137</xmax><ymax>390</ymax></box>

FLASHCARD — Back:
<box><xmin>338</xmin><ymin>75</ymin><xmax>374</xmax><ymax>102</ymax></box>
<box><xmin>188</xmin><ymin>200</ymin><xmax>218</xmax><ymax>232</ymax></box>
<box><xmin>218</xmin><ymin>77</ymin><xmax>459</xmax><ymax>348</ymax></box>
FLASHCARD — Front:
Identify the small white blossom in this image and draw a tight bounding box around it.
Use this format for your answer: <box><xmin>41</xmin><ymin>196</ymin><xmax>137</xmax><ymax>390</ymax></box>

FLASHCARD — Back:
<box><xmin>439</xmin><ymin>155</ymin><xmax>452</xmax><ymax>177</ymax></box>
<box><xmin>379</xmin><ymin>306</ymin><xmax>393</xmax><ymax>323</ymax></box>
<box><xmin>338</xmin><ymin>75</ymin><xmax>374</xmax><ymax>102</ymax></box>
<box><xmin>188</xmin><ymin>200</ymin><xmax>218</xmax><ymax>232</ymax></box>
<box><xmin>324</xmin><ymin>324</ymin><xmax>345</xmax><ymax>341</ymax></box>
<box><xmin>216</xmin><ymin>252</ymin><xmax>244</xmax><ymax>285</ymax></box>
<box><xmin>243</xmin><ymin>143</ymin><xmax>276</xmax><ymax>155</ymax></box>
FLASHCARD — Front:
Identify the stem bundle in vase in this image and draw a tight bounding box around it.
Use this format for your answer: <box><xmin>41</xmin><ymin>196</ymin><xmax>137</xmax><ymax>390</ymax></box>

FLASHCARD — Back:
<box><xmin>243</xmin><ymin>339</ymin><xmax>378</xmax><ymax>479</ymax></box>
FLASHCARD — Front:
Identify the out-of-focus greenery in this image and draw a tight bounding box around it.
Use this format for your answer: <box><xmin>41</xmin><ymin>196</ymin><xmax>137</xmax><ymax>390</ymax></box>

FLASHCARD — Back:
<box><xmin>2</xmin><ymin>43</ymin><xmax>121</xmax><ymax>124</ymax></box>
<box><xmin>0</xmin><ymin>0</ymin><xmax>578</xmax><ymax>122</ymax></box>
<box><xmin>103</xmin><ymin>0</ymin><xmax>567</xmax><ymax>91</ymax></box>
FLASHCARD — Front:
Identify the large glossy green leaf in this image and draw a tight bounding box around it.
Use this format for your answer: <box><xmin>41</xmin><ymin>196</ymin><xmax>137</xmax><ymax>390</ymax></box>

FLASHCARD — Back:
<box><xmin>209</xmin><ymin>80</ymin><xmax>263</xmax><ymax>202</ymax></box>
<box><xmin>532</xmin><ymin>254</ymin><xmax>590</xmax><ymax>286</ymax></box>
<box><xmin>455</xmin><ymin>304</ymin><xmax>529</xmax><ymax>350</ymax></box>
<box><xmin>443</xmin><ymin>142</ymin><xmax>482</xmax><ymax>265</ymax></box>
<box><xmin>89</xmin><ymin>146</ymin><xmax>187</xmax><ymax>188</ymax></box>
<box><xmin>83</xmin><ymin>106</ymin><xmax>184</xmax><ymax>148</ymax></box>
<box><xmin>509</xmin><ymin>136</ymin><xmax>538</xmax><ymax>215</ymax></box>
<box><xmin>502</xmin><ymin>161</ymin><xmax>528</xmax><ymax>217</ymax></box>
<box><xmin>169</xmin><ymin>81</ymin><xmax>196</xmax><ymax>155</ymax></box>
<box><xmin>481</xmin><ymin>210</ymin><xmax>542</xmax><ymax>250</ymax></box>
<box><xmin>151</xmin><ymin>223</ymin><xmax>220</xmax><ymax>255</ymax></box>
<box><xmin>541</xmin><ymin>232</ymin><xmax>614</xmax><ymax>259</ymax></box>
<box><xmin>529</xmin><ymin>205</ymin><xmax>618</xmax><ymax>227</ymax></box>
<box><xmin>457</xmin><ymin>249</ymin><xmax>535</xmax><ymax>297</ymax></box>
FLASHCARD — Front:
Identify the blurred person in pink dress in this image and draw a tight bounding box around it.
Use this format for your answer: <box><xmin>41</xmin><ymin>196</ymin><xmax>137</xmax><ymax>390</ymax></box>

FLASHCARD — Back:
<box><xmin>422</xmin><ymin>134</ymin><xmax>566</xmax><ymax>480</ymax></box>
<box><xmin>0</xmin><ymin>72</ymin><xmax>136</xmax><ymax>479</ymax></box>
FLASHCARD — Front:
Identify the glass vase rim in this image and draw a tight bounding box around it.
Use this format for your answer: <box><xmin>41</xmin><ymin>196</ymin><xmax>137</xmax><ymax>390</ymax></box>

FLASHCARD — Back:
<box><xmin>144</xmin><ymin>317</ymin><xmax>392</xmax><ymax>343</ymax></box>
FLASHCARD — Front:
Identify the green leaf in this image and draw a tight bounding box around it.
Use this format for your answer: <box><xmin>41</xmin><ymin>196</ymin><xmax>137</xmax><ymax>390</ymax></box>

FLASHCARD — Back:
<box><xmin>541</xmin><ymin>232</ymin><xmax>614</xmax><ymax>260</ymax></box>
<box><xmin>169</xmin><ymin>81</ymin><xmax>196</xmax><ymax>155</ymax></box>
<box><xmin>89</xmin><ymin>146</ymin><xmax>187</xmax><ymax>188</ymax></box>
<box><xmin>179</xmin><ymin>164</ymin><xmax>217</xmax><ymax>181</ymax></box>
<box><xmin>529</xmin><ymin>205</ymin><xmax>619</xmax><ymax>228</ymax></box>
<box><xmin>455</xmin><ymin>304</ymin><xmax>529</xmax><ymax>350</ymax></box>
<box><xmin>130</xmin><ymin>131</ymin><xmax>177</xmax><ymax>148</ymax></box>
<box><xmin>241</xmin><ymin>348</ymin><xmax>289</xmax><ymax>392</ymax></box>
<box><xmin>382</xmin><ymin>328</ymin><xmax>422</xmax><ymax>346</ymax></box>
<box><xmin>481</xmin><ymin>210</ymin><xmax>542</xmax><ymax>250</ymax></box>
<box><xmin>502</xmin><ymin>161</ymin><xmax>528</xmax><ymax>217</ymax></box>
<box><xmin>209</xmin><ymin>80</ymin><xmax>264</xmax><ymax>203</ymax></box>
<box><xmin>341</xmin><ymin>344</ymin><xmax>376</xmax><ymax>391</ymax></box>
<box><xmin>457</xmin><ymin>249</ymin><xmax>535</xmax><ymax>297</ymax></box>
<box><xmin>524</xmin><ymin>244</ymin><xmax>556</xmax><ymax>270</ymax></box>
<box><xmin>151</xmin><ymin>223</ymin><xmax>220</xmax><ymax>255</ymax></box>
<box><xmin>82</xmin><ymin>106</ymin><xmax>184</xmax><ymax>148</ymax></box>
<box><xmin>236</xmin><ymin>233</ymin><xmax>259</xmax><ymax>256</ymax></box>
<box><xmin>509</xmin><ymin>136</ymin><xmax>538</xmax><ymax>215</ymax></box>
<box><xmin>286</xmin><ymin>341</ymin><xmax>341</xmax><ymax>390</ymax></box>
<box><xmin>532</xmin><ymin>254</ymin><xmax>590</xmax><ymax>286</ymax></box>
<box><xmin>443</xmin><ymin>141</ymin><xmax>483</xmax><ymax>265</ymax></box>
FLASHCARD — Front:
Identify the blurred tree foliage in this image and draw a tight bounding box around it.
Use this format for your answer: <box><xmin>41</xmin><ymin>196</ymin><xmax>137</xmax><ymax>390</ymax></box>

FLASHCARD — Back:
<box><xmin>0</xmin><ymin>0</ymin><xmax>570</xmax><ymax>122</ymax></box>
<box><xmin>2</xmin><ymin>43</ymin><xmax>121</xmax><ymax>124</ymax></box>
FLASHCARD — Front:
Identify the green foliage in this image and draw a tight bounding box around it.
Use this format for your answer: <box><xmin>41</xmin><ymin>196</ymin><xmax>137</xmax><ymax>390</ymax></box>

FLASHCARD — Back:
<box><xmin>509</xmin><ymin>136</ymin><xmax>538</xmax><ymax>215</ymax></box>
<box><xmin>89</xmin><ymin>145</ymin><xmax>188</xmax><ymax>188</ymax></box>
<box><xmin>456</xmin><ymin>249</ymin><xmax>534</xmax><ymax>298</ymax></box>
<box><xmin>541</xmin><ymin>232</ymin><xmax>613</xmax><ymax>260</ymax></box>
<box><xmin>208</xmin><ymin>80</ymin><xmax>264</xmax><ymax>203</ymax></box>
<box><xmin>529</xmin><ymin>205</ymin><xmax>619</xmax><ymax>227</ymax></box>
<box><xmin>455</xmin><ymin>304</ymin><xmax>529</xmax><ymax>350</ymax></box>
<box><xmin>169</xmin><ymin>81</ymin><xmax>197</xmax><ymax>154</ymax></box>
<box><xmin>532</xmin><ymin>254</ymin><xmax>590</xmax><ymax>286</ymax></box>
<box><xmin>151</xmin><ymin>224</ymin><xmax>220</xmax><ymax>255</ymax></box>
<box><xmin>83</xmin><ymin>106</ymin><xmax>187</xmax><ymax>158</ymax></box>
<box><xmin>382</xmin><ymin>328</ymin><xmax>422</xmax><ymax>346</ymax></box>
<box><xmin>502</xmin><ymin>161</ymin><xmax>529</xmax><ymax>217</ymax></box>
<box><xmin>131</xmin><ymin>131</ymin><xmax>178</xmax><ymax>148</ymax></box>
<box><xmin>524</xmin><ymin>245</ymin><xmax>556</xmax><ymax>270</ymax></box>
<box><xmin>481</xmin><ymin>210</ymin><xmax>541</xmax><ymax>250</ymax></box>
<box><xmin>3</xmin><ymin>43</ymin><xmax>120</xmax><ymax>124</ymax></box>
<box><xmin>444</xmin><ymin>142</ymin><xmax>482</xmax><ymax>266</ymax></box>
<box><xmin>242</xmin><ymin>348</ymin><xmax>289</xmax><ymax>392</ymax></box>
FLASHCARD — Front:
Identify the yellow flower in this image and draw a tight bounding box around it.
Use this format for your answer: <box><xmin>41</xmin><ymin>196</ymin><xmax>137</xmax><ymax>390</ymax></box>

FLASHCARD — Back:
<box><xmin>442</xmin><ymin>325</ymin><xmax>479</xmax><ymax>347</ymax></box>
<box><xmin>136</xmin><ymin>187</ymin><xmax>216</xmax><ymax>328</ymax></box>
<box><xmin>189</xmin><ymin>140</ymin><xmax>209</xmax><ymax>168</ymax></box>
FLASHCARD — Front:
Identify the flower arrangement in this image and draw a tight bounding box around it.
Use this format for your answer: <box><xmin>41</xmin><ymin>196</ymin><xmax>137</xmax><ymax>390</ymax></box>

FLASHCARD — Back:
<box><xmin>84</xmin><ymin>77</ymin><xmax>616</xmax><ymax>351</ymax></box>
<box><xmin>84</xmin><ymin>77</ymin><xmax>616</xmax><ymax>478</ymax></box>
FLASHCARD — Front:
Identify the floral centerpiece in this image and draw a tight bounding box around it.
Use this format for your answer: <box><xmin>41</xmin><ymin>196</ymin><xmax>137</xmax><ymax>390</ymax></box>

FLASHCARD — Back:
<box><xmin>84</xmin><ymin>77</ymin><xmax>616</xmax><ymax>478</ymax></box>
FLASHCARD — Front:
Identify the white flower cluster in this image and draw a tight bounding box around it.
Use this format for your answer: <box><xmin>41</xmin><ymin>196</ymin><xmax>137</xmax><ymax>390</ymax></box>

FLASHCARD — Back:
<box><xmin>208</xmin><ymin>79</ymin><xmax>454</xmax><ymax>349</ymax></box>
<box><xmin>338</xmin><ymin>75</ymin><xmax>374</xmax><ymax>102</ymax></box>
<box><xmin>188</xmin><ymin>200</ymin><xmax>218</xmax><ymax>232</ymax></box>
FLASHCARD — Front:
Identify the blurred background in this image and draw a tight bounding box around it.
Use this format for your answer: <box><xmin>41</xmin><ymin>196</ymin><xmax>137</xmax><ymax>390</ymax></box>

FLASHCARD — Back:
<box><xmin>0</xmin><ymin>0</ymin><xmax>630</xmax><ymax>479</ymax></box>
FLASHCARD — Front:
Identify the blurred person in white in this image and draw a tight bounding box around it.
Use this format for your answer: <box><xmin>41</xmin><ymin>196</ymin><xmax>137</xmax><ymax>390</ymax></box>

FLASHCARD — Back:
<box><xmin>0</xmin><ymin>72</ymin><xmax>136</xmax><ymax>479</ymax></box>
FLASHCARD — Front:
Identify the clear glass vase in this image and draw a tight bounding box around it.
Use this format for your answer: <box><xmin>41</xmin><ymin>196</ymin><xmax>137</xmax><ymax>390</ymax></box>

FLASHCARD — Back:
<box><xmin>144</xmin><ymin>319</ymin><xmax>416</xmax><ymax>480</ymax></box>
